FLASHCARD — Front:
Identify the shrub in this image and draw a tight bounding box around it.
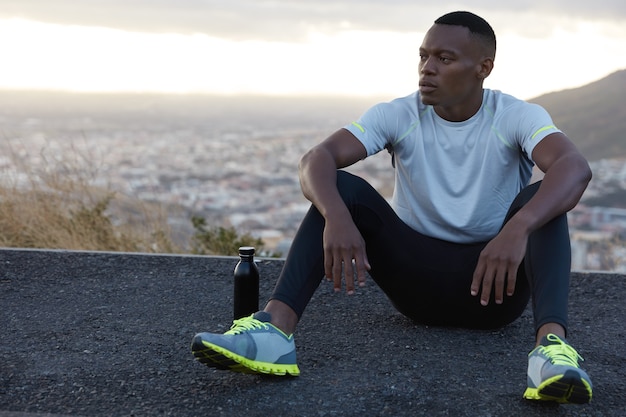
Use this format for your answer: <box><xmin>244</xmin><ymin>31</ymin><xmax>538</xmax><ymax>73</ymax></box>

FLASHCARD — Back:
<box><xmin>0</xmin><ymin>141</ymin><xmax>177</xmax><ymax>253</ymax></box>
<box><xmin>189</xmin><ymin>216</ymin><xmax>265</xmax><ymax>256</ymax></box>
<box><xmin>0</xmin><ymin>141</ymin><xmax>265</xmax><ymax>256</ymax></box>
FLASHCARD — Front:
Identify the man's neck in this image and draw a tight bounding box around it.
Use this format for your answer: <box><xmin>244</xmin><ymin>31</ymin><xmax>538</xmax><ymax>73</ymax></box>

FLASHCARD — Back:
<box><xmin>433</xmin><ymin>89</ymin><xmax>484</xmax><ymax>122</ymax></box>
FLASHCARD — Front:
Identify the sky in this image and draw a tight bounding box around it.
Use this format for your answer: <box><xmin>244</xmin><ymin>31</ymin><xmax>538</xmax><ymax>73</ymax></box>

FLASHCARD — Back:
<box><xmin>0</xmin><ymin>0</ymin><xmax>625</xmax><ymax>100</ymax></box>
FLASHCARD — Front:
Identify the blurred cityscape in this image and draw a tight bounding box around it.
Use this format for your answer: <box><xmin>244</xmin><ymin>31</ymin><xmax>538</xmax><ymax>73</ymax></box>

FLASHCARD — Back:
<box><xmin>1</xmin><ymin>93</ymin><xmax>625</xmax><ymax>272</ymax></box>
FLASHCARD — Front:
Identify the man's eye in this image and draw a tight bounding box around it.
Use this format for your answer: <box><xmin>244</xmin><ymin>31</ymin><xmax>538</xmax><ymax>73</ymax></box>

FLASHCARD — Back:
<box><xmin>440</xmin><ymin>56</ymin><xmax>452</xmax><ymax>63</ymax></box>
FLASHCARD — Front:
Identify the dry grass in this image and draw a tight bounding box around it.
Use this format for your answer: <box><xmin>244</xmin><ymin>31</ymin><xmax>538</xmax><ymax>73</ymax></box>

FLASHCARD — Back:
<box><xmin>0</xmin><ymin>140</ymin><xmax>180</xmax><ymax>253</ymax></box>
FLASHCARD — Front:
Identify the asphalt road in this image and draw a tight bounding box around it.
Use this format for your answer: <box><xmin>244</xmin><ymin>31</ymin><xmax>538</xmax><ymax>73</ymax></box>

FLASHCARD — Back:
<box><xmin>0</xmin><ymin>249</ymin><xmax>624</xmax><ymax>417</ymax></box>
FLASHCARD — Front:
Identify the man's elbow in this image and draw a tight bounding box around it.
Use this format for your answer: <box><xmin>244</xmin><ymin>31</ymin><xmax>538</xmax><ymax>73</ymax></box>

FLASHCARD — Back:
<box><xmin>298</xmin><ymin>146</ymin><xmax>320</xmax><ymax>177</ymax></box>
<box><xmin>577</xmin><ymin>155</ymin><xmax>593</xmax><ymax>187</ymax></box>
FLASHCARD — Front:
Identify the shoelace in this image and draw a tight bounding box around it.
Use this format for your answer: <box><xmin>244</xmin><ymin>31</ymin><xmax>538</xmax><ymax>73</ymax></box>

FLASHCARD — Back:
<box><xmin>225</xmin><ymin>315</ymin><xmax>268</xmax><ymax>335</ymax></box>
<box><xmin>541</xmin><ymin>334</ymin><xmax>584</xmax><ymax>367</ymax></box>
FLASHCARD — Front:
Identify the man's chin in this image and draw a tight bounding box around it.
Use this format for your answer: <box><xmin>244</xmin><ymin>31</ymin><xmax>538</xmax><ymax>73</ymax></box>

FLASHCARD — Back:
<box><xmin>419</xmin><ymin>95</ymin><xmax>438</xmax><ymax>106</ymax></box>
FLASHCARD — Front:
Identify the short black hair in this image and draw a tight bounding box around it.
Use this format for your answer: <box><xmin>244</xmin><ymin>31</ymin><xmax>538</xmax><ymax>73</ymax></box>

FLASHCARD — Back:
<box><xmin>435</xmin><ymin>11</ymin><xmax>496</xmax><ymax>58</ymax></box>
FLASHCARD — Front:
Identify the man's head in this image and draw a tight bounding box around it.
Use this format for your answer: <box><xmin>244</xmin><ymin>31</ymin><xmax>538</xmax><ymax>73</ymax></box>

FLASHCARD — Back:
<box><xmin>418</xmin><ymin>11</ymin><xmax>496</xmax><ymax>120</ymax></box>
<box><xmin>435</xmin><ymin>11</ymin><xmax>496</xmax><ymax>60</ymax></box>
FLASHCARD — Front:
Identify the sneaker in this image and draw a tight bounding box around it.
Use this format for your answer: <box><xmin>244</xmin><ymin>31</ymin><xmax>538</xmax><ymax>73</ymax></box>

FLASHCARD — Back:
<box><xmin>191</xmin><ymin>311</ymin><xmax>300</xmax><ymax>376</ymax></box>
<box><xmin>523</xmin><ymin>333</ymin><xmax>593</xmax><ymax>404</ymax></box>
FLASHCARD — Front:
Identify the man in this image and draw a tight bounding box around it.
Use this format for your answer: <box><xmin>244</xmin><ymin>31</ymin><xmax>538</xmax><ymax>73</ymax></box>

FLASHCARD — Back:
<box><xmin>191</xmin><ymin>11</ymin><xmax>593</xmax><ymax>404</ymax></box>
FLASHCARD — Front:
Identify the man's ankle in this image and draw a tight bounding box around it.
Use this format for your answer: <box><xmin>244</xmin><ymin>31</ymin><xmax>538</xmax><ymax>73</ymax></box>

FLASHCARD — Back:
<box><xmin>264</xmin><ymin>300</ymin><xmax>298</xmax><ymax>335</ymax></box>
<box><xmin>535</xmin><ymin>323</ymin><xmax>566</xmax><ymax>347</ymax></box>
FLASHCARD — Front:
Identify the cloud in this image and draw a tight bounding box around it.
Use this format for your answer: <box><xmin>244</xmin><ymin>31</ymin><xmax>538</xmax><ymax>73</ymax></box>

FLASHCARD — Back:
<box><xmin>0</xmin><ymin>0</ymin><xmax>624</xmax><ymax>41</ymax></box>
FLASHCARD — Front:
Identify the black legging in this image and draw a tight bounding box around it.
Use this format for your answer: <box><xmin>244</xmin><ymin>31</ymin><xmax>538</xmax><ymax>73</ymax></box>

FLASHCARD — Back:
<box><xmin>270</xmin><ymin>171</ymin><xmax>570</xmax><ymax>333</ymax></box>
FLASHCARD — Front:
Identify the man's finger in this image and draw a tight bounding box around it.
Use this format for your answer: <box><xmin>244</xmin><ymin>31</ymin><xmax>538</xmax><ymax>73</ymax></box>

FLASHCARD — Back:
<box><xmin>344</xmin><ymin>258</ymin><xmax>355</xmax><ymax>294</ymax></box>
<box><xmin>324</xmin><ymin>248</ymin><xmax>333</xmax><ymax>280</ymax></box>
<box><xmin>332</xmin><ymin>256</ymin><xmax>343</xmax><ymax>292</ymax></box>
<box><xmin>355</xmin><ymin>254</ymin><xmax>370</xmax><ymax>287</ymax></box>
<box><xmin>471</xmin><ymin>260</ymin><xmax>486</xmax><ymax>296</ymax></box>
<box><xmin>494</xmin><ymin>268</ymin><xmax>505</xmax><ymax>304</ymax></box>
<box><xmin>506</xmin><ymin>265</ymin><xmax>518</xmax><ymax>296</ymax></box>
<box><xmin>480</xmin><ymin>266</ymin><xmax>495</xmax><ymax>306</ymax></box>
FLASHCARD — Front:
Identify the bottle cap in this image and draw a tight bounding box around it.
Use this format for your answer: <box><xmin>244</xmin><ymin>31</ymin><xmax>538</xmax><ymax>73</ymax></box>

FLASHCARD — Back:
<box><xmin>238</xmin><ymin>246</ymin><xmax>255</xmax><ymax>256</ymax></box>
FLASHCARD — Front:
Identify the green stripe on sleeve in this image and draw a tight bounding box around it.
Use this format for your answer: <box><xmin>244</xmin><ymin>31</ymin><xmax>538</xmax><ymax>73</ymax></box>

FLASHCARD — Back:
<box><xmin>351</xmin><ymin>122</ymin><xmax>365</xmax><ymax>133</ymax></box>
<box><xmin>531</xmin><ymin>125</ymin><xmax>557</xmax><ymax>140</ymax></box>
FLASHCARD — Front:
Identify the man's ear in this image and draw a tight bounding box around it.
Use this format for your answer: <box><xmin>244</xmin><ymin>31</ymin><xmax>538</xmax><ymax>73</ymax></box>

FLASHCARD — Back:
<box><xmin>477</xmin><ymin>57</ymin><xmax>494</xmax><ymax>79</ymax></box>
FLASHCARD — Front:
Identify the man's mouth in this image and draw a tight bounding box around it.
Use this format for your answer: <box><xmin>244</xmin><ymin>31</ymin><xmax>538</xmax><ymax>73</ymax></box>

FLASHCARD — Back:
<box><xmin>419</xmin><ymin>81</ymin><xmax>437</xmax><ymax>93</ymax></box>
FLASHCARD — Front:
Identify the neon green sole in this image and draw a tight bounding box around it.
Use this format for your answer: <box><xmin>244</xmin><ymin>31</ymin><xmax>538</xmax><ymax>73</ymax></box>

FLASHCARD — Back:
<box><xmin>523</xmin><ymin>387</ymin><xmax>542</xmax><ymax>401</ymax></box>
<box><xmin>523</xmin><ymin>374</ymin><xmax>592</xmax><ymax>404</ymax></box>
<box><xmin>194</xmin><ymin>340</ymin><xmax>300</xmax><ymax>376</ymax></box>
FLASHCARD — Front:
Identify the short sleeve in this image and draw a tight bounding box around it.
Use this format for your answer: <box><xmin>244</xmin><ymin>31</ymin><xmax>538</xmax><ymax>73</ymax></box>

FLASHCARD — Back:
<box><xmin>513</xmin><ymin>102</ymin><xmax>561</xmax><ymax>162</ymax></box>
<box><xmin>343</xmin><ymin>102</ymin><xmax>398</xmax><ymax>157</ymax></box>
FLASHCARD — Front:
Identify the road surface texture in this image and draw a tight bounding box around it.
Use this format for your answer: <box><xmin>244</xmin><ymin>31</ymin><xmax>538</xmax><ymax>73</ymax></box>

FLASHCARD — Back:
<box><xmin>0</xmin><ymin>249</ymin><xmax>624</xmax><ymax>416</ymax></box>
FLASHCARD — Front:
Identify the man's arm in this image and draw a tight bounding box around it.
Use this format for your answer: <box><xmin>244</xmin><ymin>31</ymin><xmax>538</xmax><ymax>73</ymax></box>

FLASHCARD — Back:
<box><xmin>298</xmin><ymin>128</ymin><xmax>371</xmax><ymax>294</ymax></box>
<box><xmin>471</xmin><ymin>132</ymin><xmax>592</xmax><ymax>305</ymax></box>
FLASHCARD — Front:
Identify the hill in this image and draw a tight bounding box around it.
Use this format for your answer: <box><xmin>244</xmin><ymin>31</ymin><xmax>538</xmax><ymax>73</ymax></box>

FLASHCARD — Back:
<box><xmin>530</xmin><ymin>69</ymin><xmax>626</xmax><ymax>161</ymax></box>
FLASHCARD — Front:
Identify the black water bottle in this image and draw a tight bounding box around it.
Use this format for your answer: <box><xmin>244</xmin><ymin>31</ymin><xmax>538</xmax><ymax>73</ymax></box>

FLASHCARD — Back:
<box><xmin>233</xmin><ymin>246</ymin><xmax>259</xmax><ymax>320</ymax></box>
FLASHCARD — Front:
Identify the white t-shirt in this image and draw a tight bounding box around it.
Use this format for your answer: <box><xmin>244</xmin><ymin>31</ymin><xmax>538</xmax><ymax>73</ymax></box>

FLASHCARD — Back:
<box><xmin>344</xmin><ymin>89</ymin><xmax>561</xmax><ymax>243</ymax></box>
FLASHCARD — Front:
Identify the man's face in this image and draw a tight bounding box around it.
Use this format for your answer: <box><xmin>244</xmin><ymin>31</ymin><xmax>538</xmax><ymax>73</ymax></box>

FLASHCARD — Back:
<box><xmin>418</xmin><ymin>24</ymin><xmax>487</xmax><ymax>109</ymax></box>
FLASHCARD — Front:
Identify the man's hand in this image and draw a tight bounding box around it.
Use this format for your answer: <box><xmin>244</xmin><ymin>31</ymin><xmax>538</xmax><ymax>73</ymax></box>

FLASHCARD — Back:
<box><xmin>323</xmin><ymin>215</ymin><xmax>371</xmax><ymax>294</ymax></box>
<box><xmin>470</xmin><ymin>134</ymin><xmax>592</xmax><ymax>306</ymax></box>
<box><xmin>470</xmin><ymin>221</ymin><xmax>528</xmax><ymax>305</ymax></box>
<box><xmin>297</xmin><ymin>128</ymin><xmax>371</xmax><ymax>294</ymax></box>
